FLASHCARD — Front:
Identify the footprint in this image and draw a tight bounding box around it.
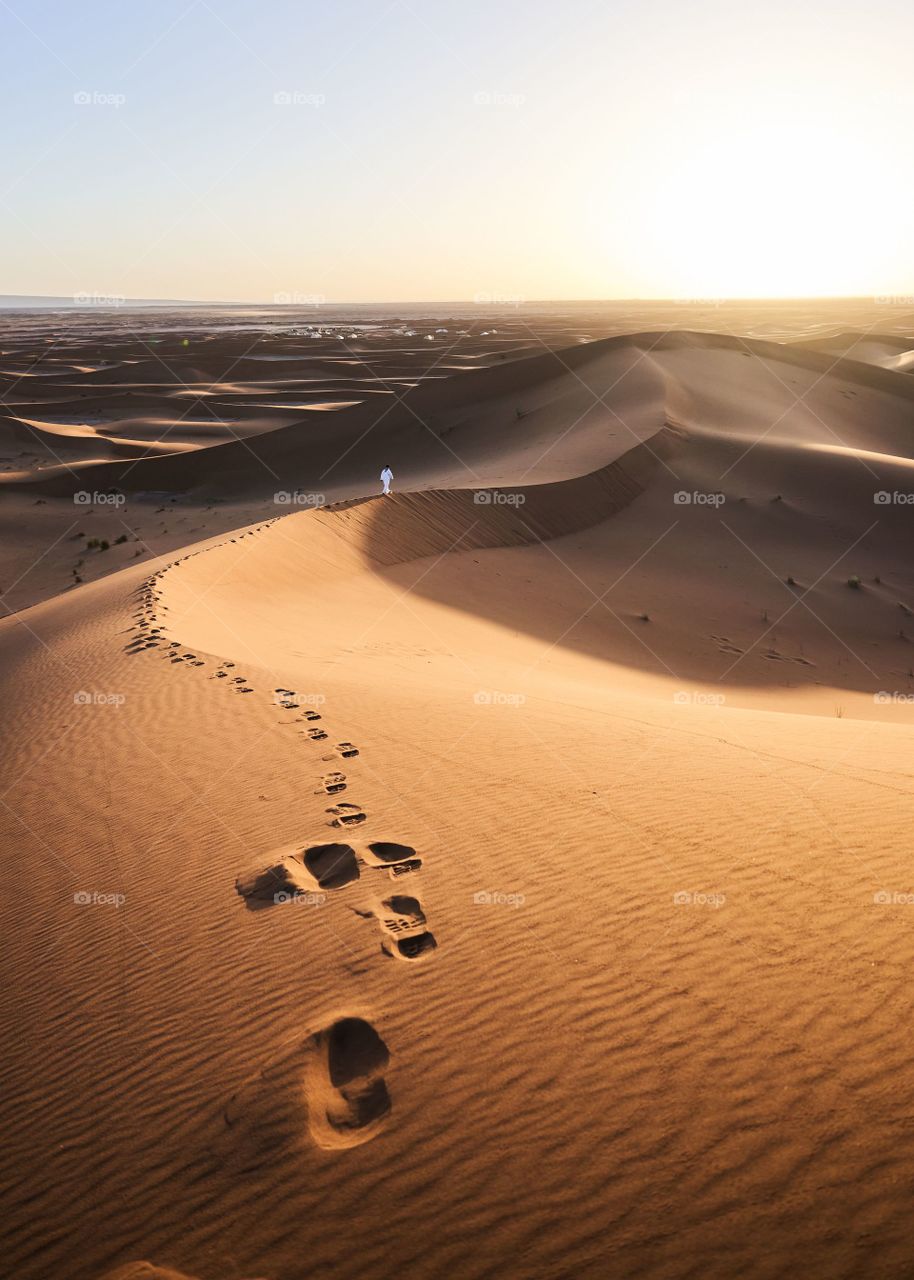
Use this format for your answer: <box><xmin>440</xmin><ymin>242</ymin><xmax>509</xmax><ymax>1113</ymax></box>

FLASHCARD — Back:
<box><xmin>306</xmin><ymin>727</ymin><xmax>329</xmax><ymax>741</ymax></box>
<box><xmin>337</xmin><ymin>742</ymin><xmax>359</xmax><ymax>758</ymax></box>
<box><xmin>327</xmin><ymin>802</ymin><xmax>366</xmax><ymax>827</ymax></box>
<box><xmin>363</xmin><ymin>841</ymin><xmax>423</xmax><ymax>878</ymax></box>
<box><xmin>387</xmin><ymin>930</ymin><xmax>437</xmax><ymax>960</ymax></box>
<box><xmin>371</xmin><ymin>894</ymin><xmax>437</xmax><ymax>961</ymax></box>
<box><xmin>306</xmin><ymin>1017</ymin><xmax>391</xmax><ymax>1150</ymax></box>
<box><xmin>378</xmin><ymin>894</ymin><xmax>427</xmax><ymax>933</ymax></box>
<box><xmin>388</xmin><ymin>859</ymin><xmax>423</xmax><ymax>879</ymax></box>
<box><xmin>303</xmin><ymin>842</ymin><xmax>360</xmax><ymax>890</ymax></box>
<box><xmin>711</xmin><ymin>634</ymin><xmax>743</xmax><ymax>656</ymax></box>
<box><xmin>365</xmin><ymin>840</ymin><xmax>420</xmax><ymax>865</ymax></box>
<box><xmin>235</xmin><ymin>850</ymin><xmax>313</xmax><ymax>907</ymax></box>
<box><xmin>318</xmin><ymin>772</ymin><xmax>347</xmax><ymax>795</ymax></box>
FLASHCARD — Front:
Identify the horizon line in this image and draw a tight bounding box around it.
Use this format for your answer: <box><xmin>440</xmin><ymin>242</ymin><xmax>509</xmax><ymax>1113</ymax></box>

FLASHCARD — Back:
<box><xmin>2</xmin><ymin>292</ymin><xmax>911</xmax><ymax>311</ymax></box>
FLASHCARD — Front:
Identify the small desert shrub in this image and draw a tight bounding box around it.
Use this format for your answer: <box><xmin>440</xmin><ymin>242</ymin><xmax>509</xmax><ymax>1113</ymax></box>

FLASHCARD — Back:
<box><xmin>847</xmin><ymin>575</ymin><xmax>861</xmax><ymax>589</ymax></box>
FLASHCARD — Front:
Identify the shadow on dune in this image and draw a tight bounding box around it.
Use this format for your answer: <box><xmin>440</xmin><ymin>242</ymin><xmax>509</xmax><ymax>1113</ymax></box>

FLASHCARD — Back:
<box><xmin>314</xmin><ymin>412</ymin><xmax>914</xmax><ymax>698</ymax></box>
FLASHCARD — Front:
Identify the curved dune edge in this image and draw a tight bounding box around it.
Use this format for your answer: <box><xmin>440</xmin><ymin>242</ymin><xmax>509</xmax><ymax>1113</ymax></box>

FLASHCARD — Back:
<box><xmin>139</xmin><ymin>421</ymin><xmax>684</xmax><ymax>651</ymax></box>
<box><xmin>7</xmin><ymin>326</ymin><xmax>914</xmax><ymax>499</ymax></box>
<box><xmin>311</xmin><ymin>423</ymin><xmax>686</xmax><ymax>566</ymax></box>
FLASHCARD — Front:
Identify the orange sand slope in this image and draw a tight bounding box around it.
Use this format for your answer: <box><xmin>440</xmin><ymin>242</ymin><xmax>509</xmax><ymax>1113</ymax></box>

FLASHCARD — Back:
<box><xmin>3</xmin><ymin>311</ymin><xmax>914</xmax><ymax>1280</ymax></box>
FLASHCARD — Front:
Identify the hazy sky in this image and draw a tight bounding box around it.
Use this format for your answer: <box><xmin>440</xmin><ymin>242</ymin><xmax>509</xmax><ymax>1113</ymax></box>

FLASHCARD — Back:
<box><xmin>2</xmin><ymin>0</ymin><xmax>913</xmax><ymax>302</ymax></box>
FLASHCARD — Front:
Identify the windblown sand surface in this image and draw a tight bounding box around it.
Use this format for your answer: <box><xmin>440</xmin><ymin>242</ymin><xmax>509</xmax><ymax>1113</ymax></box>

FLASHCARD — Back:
<box><xmin>3</xmin><ymin>301</ymin><xmax>914</xmax><ymax>1279</ymax></box>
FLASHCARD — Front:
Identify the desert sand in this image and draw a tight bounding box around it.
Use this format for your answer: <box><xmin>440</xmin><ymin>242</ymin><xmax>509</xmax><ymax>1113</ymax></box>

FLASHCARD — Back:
<box><xmin>3</xmin><ymin>300</ymin><xmax>914</xmax><ymax>1279</ymax></box>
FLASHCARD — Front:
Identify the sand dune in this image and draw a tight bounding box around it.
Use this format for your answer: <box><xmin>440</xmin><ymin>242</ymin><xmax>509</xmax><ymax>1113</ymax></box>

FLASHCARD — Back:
<box><xmin>3</xmin><ymin>304</ymin><xmax>914</xmax><ymax>1279</ymax></box>
<box><xmin>799</xmin><ymin>330</ymin><xmax>914</xmax><ymax>372</ymax></box>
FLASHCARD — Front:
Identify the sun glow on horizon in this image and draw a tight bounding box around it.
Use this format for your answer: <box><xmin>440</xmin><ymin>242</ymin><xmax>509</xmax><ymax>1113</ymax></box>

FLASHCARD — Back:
<box><xmin>1</xmin><ymin>0</ymin><xmax>912</xmax><ymax>303</ymax></box>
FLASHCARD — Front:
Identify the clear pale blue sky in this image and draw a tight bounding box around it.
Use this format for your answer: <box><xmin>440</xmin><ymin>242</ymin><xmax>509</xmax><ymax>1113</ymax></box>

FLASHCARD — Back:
<box><xmin>2</xmin><ymin>0</ymin><xmax>913</xmax><ymax>301</ymax></box>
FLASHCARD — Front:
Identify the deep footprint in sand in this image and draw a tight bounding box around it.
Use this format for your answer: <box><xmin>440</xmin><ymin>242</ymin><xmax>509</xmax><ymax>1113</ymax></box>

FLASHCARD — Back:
<box><xmin>390</xmin><ymin>929</ymin><xmax>437</xmax><ymax>958</ymax></box>
<box><xmin>327</xmin><ymin>802</ymin><xmax>366</xmax><ymax>828</ymax></box>
<box><xmin>363</xmin><ymin>841</ymin><xmax>423</xmax><ymax>878</ymax></box>
<box><xmin>235</xmin><ymin>850</ymin><xmax>314</xmax><ymax>907</ymax></box>
<box><xmin>318</xmin><ymin>772</ymin><xmax>347</xmax><ymax>795</ymax></box>
<box><xmin>378</xmin><ymin>893</ymin><xmax>427</xmax><ymax>933</ymax></box>
<box><xmin>236</xmin><ymin>842</ymin><xmax>359</xmax><ymax>903</ymax></box>
<box><xmin>306</xmin><ymin>727</ymin><xmax>329</xmax><ymax>741</ymax></box>
<box><xmin>370</xmin><ymin>894</ymin><xmax>437</xmax><ymax>961</ymax></box>
<box><xmin>337</xmin><ymin>742</ymin><xmax>359</xmax><ymax>758</ymax></box>
<box><xmin>303</xmin><ymin>842</ymin><xmax>360</xmax><ymax>890</ymax></box>
<box><xmin>306</xmin><ymin>1017</ymin><xmax>391</xmax><ymax>1149</ymax></box>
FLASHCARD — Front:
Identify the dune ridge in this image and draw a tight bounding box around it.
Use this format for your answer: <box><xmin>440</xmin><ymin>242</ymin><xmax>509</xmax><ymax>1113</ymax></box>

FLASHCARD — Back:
<box><xmin>315</xmin><ymin>424</ymin><xmax>684</xmax><ymax>564</ymax></box>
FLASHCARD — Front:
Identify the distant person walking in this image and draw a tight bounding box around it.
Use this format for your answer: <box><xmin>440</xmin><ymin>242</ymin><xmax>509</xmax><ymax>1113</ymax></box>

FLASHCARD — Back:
<box><xmin>380</xmin><ymin>464</ymin><xmax>394</xmax><ymax>496</ymax></box>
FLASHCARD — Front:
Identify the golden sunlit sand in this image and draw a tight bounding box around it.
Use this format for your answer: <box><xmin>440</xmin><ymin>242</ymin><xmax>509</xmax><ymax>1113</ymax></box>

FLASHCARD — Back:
<box><xmin>2</xmin><ymin>301</ymin><xmax>914</xmax><ymax>1277</ymax></box>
